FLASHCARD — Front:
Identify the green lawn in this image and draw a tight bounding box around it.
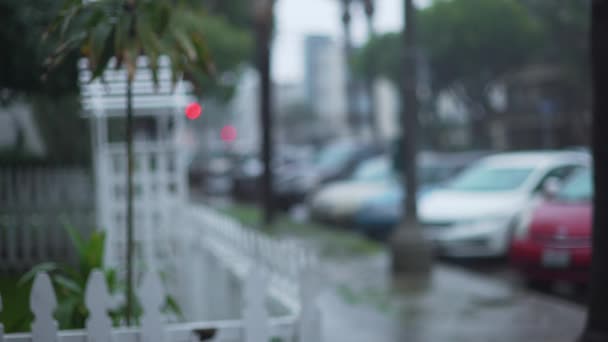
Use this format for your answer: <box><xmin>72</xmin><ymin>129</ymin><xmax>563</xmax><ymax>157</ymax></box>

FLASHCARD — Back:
<box><xmin>0</xmin><ymin>275</ymin><xmax>33</xmax><ymax>333</ymax></box>
<box><xmin>221</xmin><ymin>204</ymin><xmax>383</xmax><ymax>258</ymax></box>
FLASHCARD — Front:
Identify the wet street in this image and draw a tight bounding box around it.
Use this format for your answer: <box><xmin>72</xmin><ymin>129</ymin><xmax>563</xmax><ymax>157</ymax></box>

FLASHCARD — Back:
<box><xmin>443</xmin><ymin>258</ymin><xmax>588</xmax><ymax>307</ymax></box>
<box><xmin>318</xmin><ymin>252</ymin><xmax>586</xmax><ymax>342</ymax></box>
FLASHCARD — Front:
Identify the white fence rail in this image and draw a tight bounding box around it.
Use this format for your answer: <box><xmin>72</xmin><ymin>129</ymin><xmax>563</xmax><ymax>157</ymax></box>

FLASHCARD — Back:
<box><xmin>0</xmin><ymin>167</ymin><xmax>94</xmax><ymax>272</ymax></box>
<box><xmin>0</xmin><ymin>268</ymin><xmax>308</xmax><ymax>342</ymax></box>
<box><xmin>174</xmin><ymin>205</ymin><xmax>321</xmax><ymax>319</ymax></box>
<box><xmin>1</xmin><ymin>205</ymin><xmax>323</xmax><ymax>341</ymax></box>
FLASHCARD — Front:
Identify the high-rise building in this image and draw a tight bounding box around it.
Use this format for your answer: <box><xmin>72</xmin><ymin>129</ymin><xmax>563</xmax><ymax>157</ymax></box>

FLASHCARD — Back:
<box><xmin>303</xmin><ymin>35</ymin><xmax>348</xmax><ymax>137</ymax></box>
<box><xmin>229</xmin><ymin>67</ymin><xmax>261</xmax><ymax>153</ymax></box>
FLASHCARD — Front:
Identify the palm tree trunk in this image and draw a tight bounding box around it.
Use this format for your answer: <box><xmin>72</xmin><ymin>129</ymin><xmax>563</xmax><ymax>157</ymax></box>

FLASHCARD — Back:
<box><xmin>579</xmin><ymin>2</ymin><xmax>608</xmax><ymax>341</ymax></box>
<box><xmin>255</xmin><ymin>3</ymin><xmax>275</xmax><ymax>225</ymax></box>
<box><xmin>125</xmin><ymin>78</ymin><xmax>134</xmax><ymax>325</ymax></box>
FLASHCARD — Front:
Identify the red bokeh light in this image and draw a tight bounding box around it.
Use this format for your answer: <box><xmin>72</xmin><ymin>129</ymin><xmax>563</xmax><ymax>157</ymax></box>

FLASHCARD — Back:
<box><xmin>185</xmin><ymin>102</ymin><xmax>202</xmax><ymax>120</ymax></box>
<box><xmin>221</xmin><ymin>125</ymin><xmax>237</xmax><ymax>142</ymax></box>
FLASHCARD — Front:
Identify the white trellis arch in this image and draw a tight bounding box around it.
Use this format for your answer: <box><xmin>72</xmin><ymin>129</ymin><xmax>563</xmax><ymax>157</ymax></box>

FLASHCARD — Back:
<box><xmin>79</xmin><ymin>56</ymin><xmax>193</xmax><ymax>274</ymax></box>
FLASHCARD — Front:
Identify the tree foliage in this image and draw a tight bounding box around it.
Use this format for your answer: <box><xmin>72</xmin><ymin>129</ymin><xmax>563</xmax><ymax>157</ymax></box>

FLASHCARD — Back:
<box><xmin>354</xmin><ymin>32</ymin><xmax>402</xmax><ymax>87</ymax></box>
<box><xmin>523</xmin><ymin>0</ymin><xmax>591</xmax><ymax>107</ymax></box>
<box><xmin>0</xmin><ymin>0</ymin><xmax>78</xmax><ymax>98</ymax></box>
<box><xmin>419</xmin><ymin>0</ymin><xmax>543</xmax><ymax>92</ymax></box>
<box><xmin>354</xmin><ymin>0</ymin><xmax>588</xmax><ymax>147</ymax></box>
<box><xmin>356</xmin><ymin>0</ymin><xmax>543</xmax><ymax>92</ymax></box>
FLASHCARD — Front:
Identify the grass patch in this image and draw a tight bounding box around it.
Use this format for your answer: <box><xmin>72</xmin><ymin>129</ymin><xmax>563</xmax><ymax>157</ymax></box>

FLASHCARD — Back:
<box><xmin>221</xmin><ymin>204</ymin><xmax>382</xmax><ymax>258</ymax></box>
<box><xmin>0</xmin><ymin>275</ymin><xmax>33</xmax><ymax>333</ymax></box>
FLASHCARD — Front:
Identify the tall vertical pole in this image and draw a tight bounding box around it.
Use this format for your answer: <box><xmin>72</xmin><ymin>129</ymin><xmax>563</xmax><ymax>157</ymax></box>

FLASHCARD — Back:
<box><xmin>402</xmin><ymin>0</ymin><xmax>418</xmax><ymax>222</ymax></box>
<box><xmin>579</xmin><ymin>1</ymin><xmax>608</xmax><ymax>341</ymax></box>
<box><xmin>254</xmin><ymin>0</ymin><xmax>275</xmax><ymax>225</ymax></box>
<box><xmin>342</xmin><ymin>0</ymin><xmax>358</xmax><ymax>137</ymax></box>
<box><xmin>125</xmin><ymin>0</ymin><xmax>136</xmax><ymax>324</ymax></box>
<box><xmin>363</xmin><ymin>0</ymin><xmax>380</xmax><ymax>142</ymax></box>
<box><xmin>390</xmin><ymin>0</ymin><xmax>432</xmax><ymax>286</ymax></box>
<box><xmin>125</xmin><ymin>76</ymin><xmax>134</xmax><ymax>325</ymax></box>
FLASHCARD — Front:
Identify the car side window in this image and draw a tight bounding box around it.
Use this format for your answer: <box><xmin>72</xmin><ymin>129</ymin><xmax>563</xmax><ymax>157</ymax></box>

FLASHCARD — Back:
<box><xmin>533</xmin><ymin>165</ymin><xmax>581</xmax><ymax>193</ymax></box>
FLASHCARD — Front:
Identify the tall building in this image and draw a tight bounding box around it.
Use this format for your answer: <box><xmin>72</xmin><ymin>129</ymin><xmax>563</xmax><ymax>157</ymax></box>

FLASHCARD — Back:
<box><xmin>303</xmin><ymin>35</ymin><xmax>348</xmax><ymax>138</ymax></box>
<box><xmin>230</xmin><ymin>68</ymin><xmax>261</xmax><ymax>153</ymax></box>
<box><xmin>373</xmin><ymin>78</ymin><xmax>400</xmax><ymax>142</ymax></box>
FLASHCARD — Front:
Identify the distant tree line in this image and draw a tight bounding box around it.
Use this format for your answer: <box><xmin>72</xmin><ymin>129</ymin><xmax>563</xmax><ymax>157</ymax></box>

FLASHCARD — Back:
<box><xmin>354</xmin><ymin>0</ymin><xmax>590</xmax><ymax>149</ymax></box>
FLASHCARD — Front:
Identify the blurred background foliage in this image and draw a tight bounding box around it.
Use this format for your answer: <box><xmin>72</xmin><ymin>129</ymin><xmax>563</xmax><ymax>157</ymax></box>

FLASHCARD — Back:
<box><xmin>0</xmin><ymin>0</ymin><xmax>252</xmax><ymax>164</ymax></box>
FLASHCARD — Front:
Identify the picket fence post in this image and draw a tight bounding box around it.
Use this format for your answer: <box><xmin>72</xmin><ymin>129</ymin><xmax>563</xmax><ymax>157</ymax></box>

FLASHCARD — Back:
<box><xmin>298</xmin><ymin>267</ymin><xmax>323</xmax><ymax>342</ymax></box>
<box><xmin>30</xmin><ymin>272</ymin><xmax>58</xmax><ymax>342</ymax></box>
<box><xmin>243</xmin><ymin>269</ymin><xmax>269</xmax><ymax>342</ymax></box>
<box><xmin>139</xmin><ymin>271</ymin><xmax>165</xmax><ymax>342</ymax></box>
<box><xmin>85</xmin><ymin>270</ymin><xmax>113</xmax><ymax>342</ymax></box>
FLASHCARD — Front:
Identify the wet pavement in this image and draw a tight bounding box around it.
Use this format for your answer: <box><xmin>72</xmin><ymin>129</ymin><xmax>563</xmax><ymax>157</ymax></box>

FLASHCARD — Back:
<box><xmin>316</xmin><ymin>252</ymin><xmax>586</xmax><ymax>342</ymax></box>
<box><xmin>445</xmin><ymin>258</ymin><xmax>588</xmax><ymax>306</ymax></box>
<box><xmin>200</xmin><ymin>197</ymin><xmax>587</xmax><ymax>341</ymax></box>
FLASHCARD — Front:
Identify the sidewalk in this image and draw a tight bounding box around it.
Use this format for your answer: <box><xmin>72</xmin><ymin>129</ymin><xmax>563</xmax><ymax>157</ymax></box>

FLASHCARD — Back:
<box><xmin>216</xmin><ymin>203</ymin><xmax>587</xmax><ymax>341</ymax></box>
<box><xmin>317</xmin><ymin>252</ymin><xmax>586</xmax><ymax>342</ymax></box>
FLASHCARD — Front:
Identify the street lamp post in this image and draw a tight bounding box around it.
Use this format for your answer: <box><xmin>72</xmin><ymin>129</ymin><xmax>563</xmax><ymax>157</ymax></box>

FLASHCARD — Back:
<box><xmin>341</xmin><ymin>0</ymin><xmax>359</xmax><ymax>137</ymax></box>
<box><xmin>253</xmin><ymin>0</ymin><xmax>276</xmax><ymax>225</ymax></box>
<box><xmin>363</xmin><ymin>0</ymin><xmax>380</xmax><ymax>142</ymax></box>
<box><xmin>389</xmin><ymin>0</ymin><xmax>432</xmax><ymax>287</ymax></box>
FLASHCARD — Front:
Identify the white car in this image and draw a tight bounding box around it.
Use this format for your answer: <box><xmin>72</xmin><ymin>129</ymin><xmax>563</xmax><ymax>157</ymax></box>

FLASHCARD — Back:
<box><xmin>310</xmin><ymin>156</ymin><xmax>396</xmax><ymax>225</ymax></box>
<box><xmin>419</xmin><ymin>151</ymin><xmax>590</xmax><ymax>258</ymax></box>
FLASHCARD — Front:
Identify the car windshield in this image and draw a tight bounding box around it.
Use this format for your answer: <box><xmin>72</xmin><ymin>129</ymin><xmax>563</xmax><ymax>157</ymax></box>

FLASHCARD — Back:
<box><xmin>556</xmin><ymin>169</ymin><xmax>592</xmax><ymax>202</ymax></box>
<box><xmin>446</xmin><ymin>165</ymin><xmax>534</xmax><ymax>192</ymax></box>
<box><xmin>353</xmin><ymin>157</ymin><xmax>392</xmax><ymax>181</ymax></box>
<box><xmin>316</xmin><ymin>143</ymin><xmax>356</xmax><ymax>170</ymax></box>
<box><xmin>419</xmin><ymin>166</ymin><xmax>461</xmax><ymax>185</ymax></box>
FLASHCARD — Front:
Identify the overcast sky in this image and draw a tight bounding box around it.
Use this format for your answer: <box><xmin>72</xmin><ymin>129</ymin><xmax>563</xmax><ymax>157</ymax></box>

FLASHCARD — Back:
<box><xmin>272</xmin><ymin>0</ymin><xmax>430</xmax><ymax>83</ymax></box>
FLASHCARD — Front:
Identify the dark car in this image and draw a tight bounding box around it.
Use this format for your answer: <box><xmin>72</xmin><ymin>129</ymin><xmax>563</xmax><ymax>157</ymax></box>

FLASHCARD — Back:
<box><xmin>232</xmin><ymin>146</ymin><xmax>315</xmax><ymax>206</ymax></box>
<box><xmin>314</xmin><ymin>140</ymin><xmax>385</xmax><ymax>185</ymax></box>
<box><xmin>188</xmin><ymin>151</ymin><xmax>234</xmax><ymax>196</ymax></box>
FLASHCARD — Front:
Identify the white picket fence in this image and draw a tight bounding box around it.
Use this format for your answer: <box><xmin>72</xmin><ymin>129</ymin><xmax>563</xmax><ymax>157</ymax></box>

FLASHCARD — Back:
<box><xmin>0</xmin><ymin>267</ymin><xmax>318</xmax><ymax>342</ymax></box>
<box><xmin>1</xmin><ymin>205</ymin><xmax>324</xmax><ymax>342</ymax></box>
<box><xmin>174</xmin><ymin>205</ymin><xmax>321</xmax><ymax>318</ymax></box>
<box><xmin>0</xmin><ymin>167</ymin><xmax>94</xmax><ymax>271</ymax></box>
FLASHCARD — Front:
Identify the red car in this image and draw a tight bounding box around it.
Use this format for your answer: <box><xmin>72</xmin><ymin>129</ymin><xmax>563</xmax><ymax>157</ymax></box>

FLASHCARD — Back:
<box><xmin>510</xmin><ymin>168</ymin><xmax>592</xmax><ymax>284</ymax></box>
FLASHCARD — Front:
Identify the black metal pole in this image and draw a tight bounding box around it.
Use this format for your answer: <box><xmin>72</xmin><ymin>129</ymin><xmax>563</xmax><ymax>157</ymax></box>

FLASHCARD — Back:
<box><xmin>402</xmin><ymin>0</ymin><xmax>418</xmax><ymax>223</ymax></box>
<box><xmin>363</xmin><ymin>0</ymin><xmax>381</xmax><ymax>142</ymax></box>
<box><xmin>255</xmin><ymin>1</ymin><xmax>275</xmax><ymax>225</ymax></box>
<box><xmin>579</xmin><ymin>1</ymin><xmax>608</xmax><ymax>340</ymax></box>
<box><xmin>125</xmin><ymin>77</ymin><xmax>134</xmax><ymax>325</ymax></box>
<box><xmin>342</xmin><ymin>0</ymin><xmax>358</xmax><ymax>136</ymax></box>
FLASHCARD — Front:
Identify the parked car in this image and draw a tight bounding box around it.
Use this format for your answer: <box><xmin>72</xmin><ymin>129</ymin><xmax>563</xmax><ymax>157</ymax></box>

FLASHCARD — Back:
<box><xmin>309</xmin><ymin>155</ymin><xmax>395</xmax><ymax>226</ymax></box>
<box><xmin>232</xmin><ymin>145</ymin><xmax>317</xmax><ymax>206</ymax></box>
<box><xmin>231</xmin><ymin>155</ymin><xmax>264</xmax><ymax>201</ymax></box>
<box><xmin>418</xmin><ymin>151</ymin><xmax>589</xmax><ymax>258</ymax></box>
<box><xmin>274</xmin><ymin>161</ymin><xmax>319</xmax><ymax>209</ymax></box>
<box><xmin>314</xmin><ymin>140</ymin><xmax>385</xmax><ymax>185</ymax></box>
<box><xmin>188</xmin><ymin>151</ymin><xmax>234</xmax><ymax>196</ymax></box>
<box><xmin>510</xmin><ymin>167</ymin><xmax>592</xmax><ymax>284</ymax></box>
<box><xmin>354</xmin><ymin>151</ymin><xmax>490</xmax><ymax>238</ymax></box>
